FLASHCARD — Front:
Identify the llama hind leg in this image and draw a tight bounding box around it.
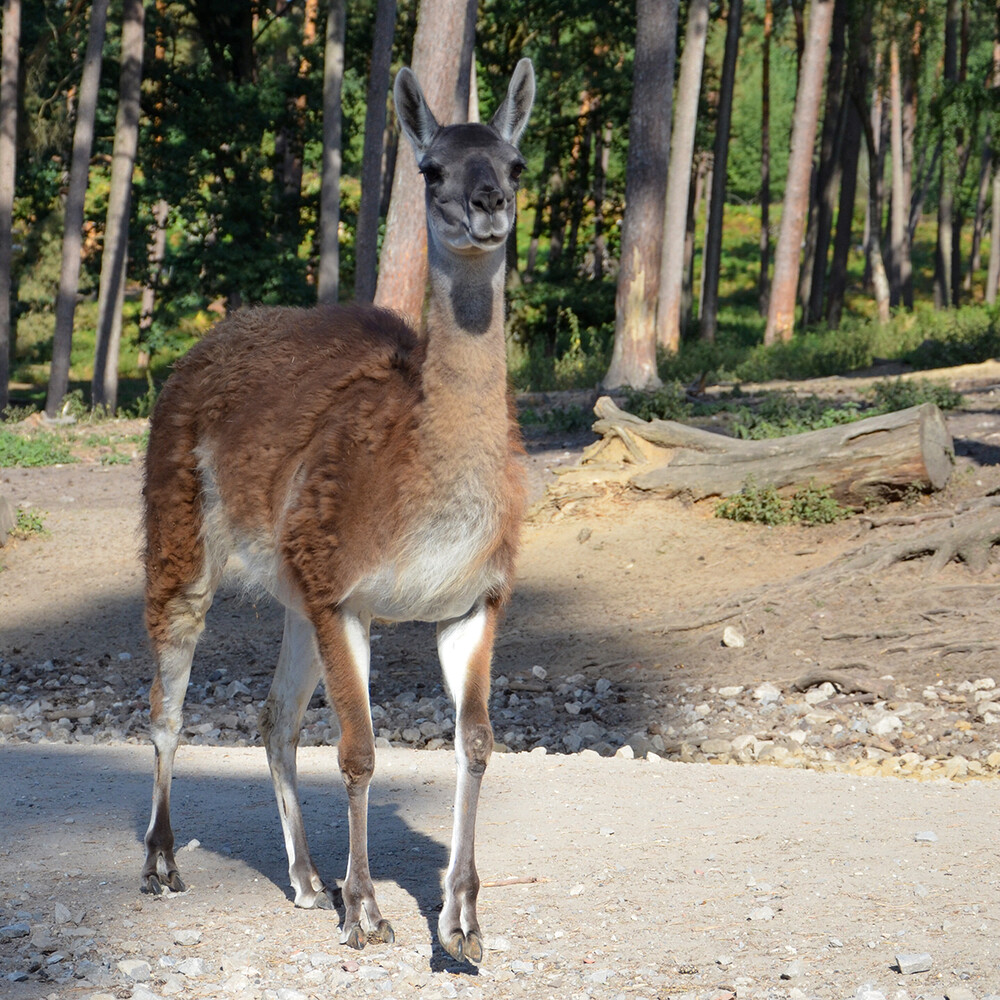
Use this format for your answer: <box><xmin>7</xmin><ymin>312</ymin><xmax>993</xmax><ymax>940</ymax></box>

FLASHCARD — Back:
<box><xmin>436</xmin><ymin>599</ymin><xmax>497</xmax><ymax>963</ymax></box>
<box><xmin>260</xmin><ymin>607</ymin><xmax>336</xmax><ymax>910</ymax></box>
<box><xmin>142</xmin><ymin>566</ymin><xmax>220</xmax><ymax>894</ymax></box>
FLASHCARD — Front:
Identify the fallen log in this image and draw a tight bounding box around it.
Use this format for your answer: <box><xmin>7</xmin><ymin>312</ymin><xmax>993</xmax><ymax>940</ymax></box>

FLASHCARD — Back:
<box><xmin>592</xmin><ymin>397</ymin><xmax>954</xmax><ymax>503</ymax></box>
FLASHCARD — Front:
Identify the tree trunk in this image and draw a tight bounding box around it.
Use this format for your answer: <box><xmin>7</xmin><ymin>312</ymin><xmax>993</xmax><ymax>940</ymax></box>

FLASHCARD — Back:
<box><xmin>935</xmin><ymin>0</ymin><xmax>961</xmax><ymax>310</ymax></box>
<box><xmin>92</xmin><ymin>0</ymin><xmax>145</xmax><ymax>414</ymax></box>
<box><xmin>681</xmin><ymin>154</ymin><xmax>707</xmax><ymax>332</ymax></box>
<box><xmin>758</xmin><ymin>0</ymin><xmax>772</xmax><ymax>315</ymax></box>
<box><xmin>354</xmin><ymin>0</ymin><xmax>396</xmax><ymax>302</ymax></box>
<box><xmin>655</xmin><ymin>0</ymin><xmax>709</xmax><ymax>353</ymax></box>
<box><xmin>988</xmin><ymin>29</ymin><xmax>1000</xmax><ymax>305</ymax></box>
<box><xmin>604</xmin><ymin>0</ymin><xmax>678</xmax><ymax>389</ymax></box>
<box><xmin>799</xmin><ymin>0</ymin><xmax>846</xmax><ymax>323</ymax></box>
<box><xmin>805</xmin><ymin>0</ymin><xmax>847</xmax><ymax>324</ymax></box>
<box><xmin>374</xmin><ymin>0</ymin><xmax>475</xmax><ymax>326</ymax></box>
<box><xmin>889</xmin><ymin>39</ymin><xmax>912</xmax><ymax>309</ymax></box>
<box><xmin>700</xmin><ymin>0</ymin><xmax>742</xmax><ymax>343</ymax></box>
<box><xmin>592</xmin><ymin>122</ymin><xmax>611</xmax><ymax>281</ymax></box>
<box><xmin>0</xmin><ymin>0</ymin><xmax>20</xmax><ymax>415</ymax></box>
<box><xmin>592</xmin><ymin>396</ymin><xmax>954</xmax><ymax>504</ymax></box>
<box><xmin>764</xmin><ymin>0</ymin><xmax>835</xmax><ymax>345</ymax></box>
<box><xmin>138</xmin><ymin>198</ymin><xmax>168</xmax><ymax>371</ymax></box>
<box><xmin>967</xmin><ymin>131</ymin><xmax>991</xmax><ymax>292</ymax></box>
<box><xmin>825</xmin><ymin>94</ymin><xmax>861</xmax><ymax>329</ymax></box>
<box><xmin>46</xmin><ymin>0</ymin><xmax>108</xmax><ymax>418</ymax></box>
<box><xmin>855</xmin><ymin>30</ymin><xmax>890</xmax><ymax>324</ymax></box>
<box><xmin>317</xmin><ymin>0</ymin><xmax>346</xmax><ymax>304</ymax></box>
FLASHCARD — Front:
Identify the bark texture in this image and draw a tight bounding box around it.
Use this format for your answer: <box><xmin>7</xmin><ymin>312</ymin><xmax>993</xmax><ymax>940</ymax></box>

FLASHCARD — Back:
<box><xmin>46</xmin><ymin>0</ymin><xmax>109</xmax><ymax>417</ymax></box>
<box><xmin>655</xmin><ymin>0</ymin><xmax>709</xmax><ymax>353</ymax></box>
<box><xmin>699</xmin><ymin>0</ymin><xmax>742</xmax><ymax>344</ymax></box>
<box><xmin>92</xmin><ymin>0</ymin><xmax>145</xmax><ymax>413</ymax></box>
<box><xmin>354</xmin><ymin>0</ymin><xmax>396</xmax><ymax>302</ymax></box>
<box><xmin>317</xmin><ymin>0</ymin><xmax>346</xmax><ymax>304</ymax></box>
<box><xmin>591</xmin><ymin>397</ymin><xmax>954</xmax><ymax>504</ymax></box>
<box><xmin>764</xmin><ymin>0</ymin><xmax>835</xmax><ymax>345</ymax></box>
<box><xmin>373</xmin><ymin>0</ymin><xmax>476</xmax><ymax>326</ymax></box>
<box><xmin>604</xmin><ymin>0</ymin><xmax>677</xmax><ymax>389</ymax></box>
<box><xmin>0</xmin><ymin>0</ymin><xmax>20</xmax><ymax>414</ymax></box>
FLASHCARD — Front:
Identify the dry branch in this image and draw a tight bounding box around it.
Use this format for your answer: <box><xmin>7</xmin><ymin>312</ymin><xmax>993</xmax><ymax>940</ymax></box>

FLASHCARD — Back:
<box><xmin>591</xmin><ymin>397</ymin><xmax>954</xmax><ymax>502</ymax></box>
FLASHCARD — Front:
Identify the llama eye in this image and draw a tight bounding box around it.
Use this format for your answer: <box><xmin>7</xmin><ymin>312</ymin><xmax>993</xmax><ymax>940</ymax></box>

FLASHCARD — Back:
<box><xmin>420</xmin><ymin>163</ymin><xmax>444</xmax><ymax>185</ymax></box>
<box><xmin>509</xmin><ymin>162</ymin><xmax>524</xmax><ymax>183</ymax></box>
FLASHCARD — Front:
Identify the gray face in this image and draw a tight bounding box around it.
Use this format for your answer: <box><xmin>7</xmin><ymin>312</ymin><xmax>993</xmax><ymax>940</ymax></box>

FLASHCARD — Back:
<box><xmin>417</xmin><ymin>124</ymin><xmax>526</xmax><ymax>254</ymax></box>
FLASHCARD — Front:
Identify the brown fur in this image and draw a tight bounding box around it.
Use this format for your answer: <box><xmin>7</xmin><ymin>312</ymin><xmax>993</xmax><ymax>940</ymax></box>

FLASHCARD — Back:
<box><xmin>143</xmin><ymin>303</ymin><xmax>525</xmax><ymax>637</ymax></box>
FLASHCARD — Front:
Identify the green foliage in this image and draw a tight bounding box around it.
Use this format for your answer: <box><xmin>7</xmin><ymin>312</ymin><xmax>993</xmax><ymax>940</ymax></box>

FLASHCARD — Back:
<box><xmin>728</xmin><ymin>394</ymin><xmax>863</xmax><ymax>439</ymax></box>
<box><xmin>786</xmin><ymin>484</ymin><xmax>853</xmax><ymax>525</ymax></box>
<box><xmin>716</xmin><ymin>479</ymin><xmax>851</xmax><ymax>527</ymax></box>
<box><xmin>0</xmin><ymin>429</ymin><xmax>75</xmax><ymax>468</ymax></box>
<box><xmin>714</xmin><ymin>479</ymin><xmax>789</xmax><ymax>525</ymax></box>
<box><xmin>12</xmin><ymin>506</ymin><xmax>48</xmax><ymax>539</ymax></box>
<box><xmin>622</xmin><ymin>382</ymin><xmax>693</xmax><ymax>422</ymax></box>
<box><xmin>519</xmin><ymin>404</ymin><xmax>594</xmax><ymax>433</ymax></box>
<box><xmin>867</xmin><ymin>378</ymin><xmax>964</xmax><ymax>412</ymax></box>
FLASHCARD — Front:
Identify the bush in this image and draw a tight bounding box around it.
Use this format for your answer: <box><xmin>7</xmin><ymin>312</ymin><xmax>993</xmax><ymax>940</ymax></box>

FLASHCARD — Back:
<box><xmin>716</xmin><ymin>479</ymin><xmax>852</xmax><ymax>526</ymax></box>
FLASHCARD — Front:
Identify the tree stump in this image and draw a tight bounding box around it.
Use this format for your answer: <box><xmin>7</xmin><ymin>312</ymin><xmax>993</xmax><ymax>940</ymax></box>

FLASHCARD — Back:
<box><xmin>591</xmin><ymin>397</ymin><xmax>954</xmax><ymax>503</ymax></box>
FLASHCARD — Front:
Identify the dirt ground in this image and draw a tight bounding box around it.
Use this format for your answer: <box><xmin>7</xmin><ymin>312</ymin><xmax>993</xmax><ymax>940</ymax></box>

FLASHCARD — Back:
<box><xmin>2</xmin><ymin>365</ymin><xmax>1000</xmax><ymax>999</ymax></box>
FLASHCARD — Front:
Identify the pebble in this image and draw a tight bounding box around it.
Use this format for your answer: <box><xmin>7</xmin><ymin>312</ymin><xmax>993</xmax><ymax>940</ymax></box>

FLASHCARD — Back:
<box><xmin>0</xmin><ymin>922</ymin><xmax>30</xmax><ymax>941</ymax></box>
<box><xmin>173</xmin><ymin>928</ymin><xmax>202</xmax><ymax>946</ymax></box>
<box><xmin>177</xmin><ymin>957</ymin><xmax>208</xmax><ymax>977</ymax></box>
<box><xmin>945</xmin><ymin>989</ymin><xmax>976</xmax><ymax>1000</ymax></box>
<box><xmin>895</xmin><ymin>952</ymin><xmax>933</xmax><ymax>974</ymax></box>
<box><xmin>117</xmin><ymin>958</ymin><xmax>152</xmax><ymax>981</ymax></box>
<box><xmin>722</xmin><ymin>626</ymin><xmax>746</xmax><ymax>648</ymax></box>
<box><xmin>914</xmin><ymin>831</ymin><xmax>938</xmax><ymax>843</ymax></box>
<box><xmin>747</xmin><ymin>906</ymin><xmax>775</xmax><ymax>921</ymax></box>
<box><xmin>0</xmin><ymin>656</ymin><xmax>997</xmax><ymax>786</ymax></box>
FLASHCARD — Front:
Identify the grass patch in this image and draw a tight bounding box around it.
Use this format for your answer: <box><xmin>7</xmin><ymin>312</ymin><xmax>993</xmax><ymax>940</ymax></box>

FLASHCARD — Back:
<box><xmin>0</xmin><ymin>428</ymin><xmax>75</xmax><ymax>467</ymax></box>
<box><xmin>625</xmin><ymin>376</ymin><xmax>964</xmax><ymax>441</ymax></box>
<box><xmin>12</xmin><ymin>506</ymin><xmax>48</xmax><ymax>539</ymax></box>
<box><xmin>716</xmin><ymin>480</ymin><xmax>852</xmax><ymax>526</ymax></box>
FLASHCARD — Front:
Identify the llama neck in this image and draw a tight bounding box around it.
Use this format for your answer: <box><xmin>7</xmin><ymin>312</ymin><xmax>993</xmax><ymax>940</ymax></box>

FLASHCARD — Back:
<box><xmin>423</xmin><ymin>238</ymin><xmax>509</xmax><ymax>400</ymax></box>
<box><xmin>418</xmin><ymin>238</ymin><xmax>511</xmax><ymax>476</ymax></box>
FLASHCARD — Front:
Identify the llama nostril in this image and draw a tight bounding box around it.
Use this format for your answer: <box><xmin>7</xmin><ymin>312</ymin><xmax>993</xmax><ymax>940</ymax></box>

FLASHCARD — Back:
<box><xmin>472</xmin><ymin>186</ymin><xmax>504</xmax><ymax>214</ymax></box>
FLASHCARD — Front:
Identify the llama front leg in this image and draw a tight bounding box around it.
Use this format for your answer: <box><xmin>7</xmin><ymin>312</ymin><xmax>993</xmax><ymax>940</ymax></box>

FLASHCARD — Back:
<box><xmin>260</xmin><ymin>608</ymin><xmax>336</xmax><ymax>910</ymax></box>
<box><xmin>316</xmin><ymin>608</ymin><xmax>394</xmax><ymax>949</ymax></box>
<box><xmin>436</xmin><ymin>599</ymin><xmax>497</xmax><ymax>963</ymax></box>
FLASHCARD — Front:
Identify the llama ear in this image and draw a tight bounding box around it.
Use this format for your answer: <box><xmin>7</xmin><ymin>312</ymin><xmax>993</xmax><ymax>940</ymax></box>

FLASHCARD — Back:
<box><xmin>394</xmin><ymin>67</ymin><xmax>440</xmax><ymax>157</ymax></box>
<box><xmin>489</xmin><ymin>58</ymin><xmax>535</xmax><ymax>147</ymax></box>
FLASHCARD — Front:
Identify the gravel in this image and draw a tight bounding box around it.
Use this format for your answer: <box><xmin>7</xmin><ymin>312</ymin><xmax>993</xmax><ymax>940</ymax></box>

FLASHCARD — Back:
<box><xmin>1</xmin><ymin>654</ymin><xmax>997</xmax><ymax>784</ymax></box>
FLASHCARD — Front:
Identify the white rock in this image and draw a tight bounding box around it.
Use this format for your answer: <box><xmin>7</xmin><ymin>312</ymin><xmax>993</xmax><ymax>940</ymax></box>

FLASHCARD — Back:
<box><xmin>615</xmin><ymin>744</ymin><xmax>634</xmax><ymax>759</ymax></box>
<box><xmin>173</xmin><ymin>928</ymin><xmax>202</xmax><ymax>946</ymax></box>
<box><xmin>747</xmin><ymin>906</ymin><xmax>775</xmax><ymax>921</ymax></box>
<box><xmin>718</xmin><ymin>686</ymin><xmax>744</xmax><ymax>698</ymax></box>
<box><xmin>177</xmin><ymin>958</ymin><xmax>208</xmax><ymax>977</ymax></box>
<box><xmin>722</xmin><ymin>626</ymin><xmax>746</xmax><ymax>648</ymax></box>
<box><xmin>569</xmin><ymin>884</ymin><xmax>585</xmax><ymax>896</ymax></box>
<box><xmin>871</xmin><ymin>715</ymin><xmax>902</xmax><ymax>736</ymax></box>
<box><xmin>531</xmin><ymin>665</ymin><xmax>547</xmax><ymax>680</ymax></box>
<box><xmin>753</xmin><ymin>682</ymin><xmax>782</xmax><ymax>705</ymax></box>
<box><xmin>117</xmin><ymin>959</ymin><xmax>152</xmax><ymax>981</ymax></box>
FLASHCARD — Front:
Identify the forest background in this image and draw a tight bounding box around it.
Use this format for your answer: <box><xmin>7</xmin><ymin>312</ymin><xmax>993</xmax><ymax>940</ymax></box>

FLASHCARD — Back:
<box><xmin>1</xmin><ymin>0</ymin><xmax>999</xmax><ymax>421</ymax></box>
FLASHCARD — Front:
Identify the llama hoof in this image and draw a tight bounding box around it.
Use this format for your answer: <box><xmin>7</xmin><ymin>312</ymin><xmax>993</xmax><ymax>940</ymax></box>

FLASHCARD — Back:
<box><xmin>142</xmin><ymin>871</ymin><xmax>186</xmax><ymax>895</ymax></box>
<box><xmin>294</xmin><ymin>885</ymin><xmax>338</xmax><ymax>910</ymax></box>
<box><xmin>344</xmin><ymin>922</ymin><xmax>366</xmax><ymax>950</ymax></box>
<box><xmin>440</xmin><ymin>929</ymin><xmax>483</xmax><ymax>964</ymax></box>
<box><xmin>371</xmin><ymin>919</ymin><xmax>395</xmax><ymax>945</ymax></box>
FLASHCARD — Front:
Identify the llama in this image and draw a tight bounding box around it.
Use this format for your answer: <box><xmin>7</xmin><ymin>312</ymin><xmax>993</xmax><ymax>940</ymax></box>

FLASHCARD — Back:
<box><xmin>140</xmin><ymin>59</ymin><xmax>535</xmax><ymax>964</ymax></box>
